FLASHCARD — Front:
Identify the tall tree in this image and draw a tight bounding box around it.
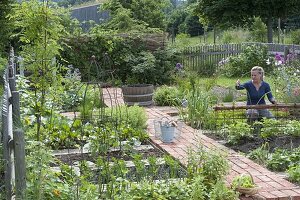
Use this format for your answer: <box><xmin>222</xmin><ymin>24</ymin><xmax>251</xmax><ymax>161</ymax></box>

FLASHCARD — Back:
<box><xmin>194</xmin><ymin>0</ymin><xmax>300</xmax><ymax>42</ymax></box>
<box><xmin>0</xmin><ymin>0</ymin><xmax>14</xmax><ymax>56</ymax></box>
<box><xmin>102</xmin><ymin>0</ymin><xmax>172</xmax><ymax>30</ymax></box>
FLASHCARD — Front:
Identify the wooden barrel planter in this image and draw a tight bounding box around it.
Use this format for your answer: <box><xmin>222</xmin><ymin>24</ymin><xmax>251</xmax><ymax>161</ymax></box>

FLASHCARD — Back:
<box><xmin>121</xmin><ymin>84</ymin><xmax>154</xmax><ymax>106</ymax></box>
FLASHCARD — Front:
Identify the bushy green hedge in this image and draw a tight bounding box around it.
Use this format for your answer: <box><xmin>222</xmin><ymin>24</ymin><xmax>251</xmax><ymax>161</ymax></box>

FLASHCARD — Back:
<box><xmin>59</xmin><ymin>31</ymin><xmax>179</xmax><ymax>85</ymax></box>
<box><xmin>220</xmin><ymin>44</ymin><xmax>272</xmax><ymax>77</ymax></box>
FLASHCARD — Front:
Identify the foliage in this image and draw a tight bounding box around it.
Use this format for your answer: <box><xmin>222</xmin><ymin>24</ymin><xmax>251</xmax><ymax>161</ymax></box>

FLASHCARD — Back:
<box><xmin>60</xmin><ymin>32</ymin><xmax>177</xmax><ymax>84</ymax></box>
<box><xmin>220</xmin><ymin>29</ymin><xmax>251</xmax><ymax>44</ymax></box>
<box><xmin>250</xmin><ymin>17</ymin><xmax>267</xmax><ymax>42</ymax></box>
<box><xmin>57</xmin><ymin>0</ymin><xmax>95</xmax><ymax>7</ymax></box>
<box><xmin>258</xmin><ymin>118</ymin><xmax>300</xmax><ymax>138</ymax></box>
<box><xmin>181</xmin><ymin>75</ymin><xmax>215</xmax><ymax>129</ymax></box>
<box><xmin>187</xmin><ymin>146</ymin><xmax>229</xmax><ymax>190</ymax></box>
<box><xmin>247</xmin><ymin>142</ymin><xmax>270</xmax><ymax>166</ymax></box>
<box><xmin>101</xmin><ymin>0</ymin><xmax>171</xmax><ymax>30</ymax></box>
<box><xmin>287</xmin><ymin>165</ymin><xmax>300</xmax><ymax>184</ymax></box>
<box><xmin>220</xmin><ymin>122</ymin><xmax>253</xmax><ymax>145</ymax></box>
<box><xmin>290</xmin><ymin>29</ymin><xmax>300</xmax><ymax>44</ymax></box>
<box><xmin>115</xmin><ymin>179</ymin><xmax>192</xmax><ymax>199</ymax></box>
<box><xmin>166</xmin><ymin>7</ymin><xmax>188</xmax><ymax>36</ymax></box>
<box><xmin>193</xmin><ymin>0</ymin><xmax>300</xmax><ymax>42</ymax></box>
<box><xmin>60</xmin><ymin>66</ymin><xmax>83</xmax><ymax>111</ymax></box>
<box><xmin>153</xmin><ymin>85</ymin><xmax>182</xmax><ymax>106</ymax></box>
<box><xmin>25</xmin><ymin>142</ymin><xmax>73</xmax><ymax>199</ymax></box>
<box><xmin>266</xmin><ymin>148</ymin><xmax>291</xmax><ymax>171</ymax></box>
<box><xmin>273</xmin><ymin>59</ymin><xmax>300</xmax><ymax>103</ymax></box>
<box><xmin>12</xmin><ymin>0</ymin><xmax>68</xmax><ymax>140</ymax></box>
<box><xmin>232</xmin><ymin>174</ymin><xmax>256</xmax><ymax>189</ymax></box>
<box><xmin>0</xmin><ymin>0</ymin><xmax>13</xmax><ymax>56</ymax></box>
<box><xmin>209</xmin><ymin>181</ymin><xmax>239</xmax><ymax>200</ymax></box>
<box><xmin>181</xmin><ymin>15</ymin><xmax>204</xmax><ymax>37</ymax></box>
<box><xmin>106</xmin><ymin>105</ymin><xmax>147</xmax><ymax>129</ymax></box>
<box><xmin>220</xmin><ymin>44</ymin><xmax>271</xmax><ymax>77</ymax></box>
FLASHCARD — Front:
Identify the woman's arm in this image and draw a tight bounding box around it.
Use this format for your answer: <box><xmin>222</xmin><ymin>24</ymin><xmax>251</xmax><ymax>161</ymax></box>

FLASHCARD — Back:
<box><xmin>265</xmin><ymin>83</ymin><xmax>276</xmax><ymax>104</ymax></box>
<box><xmin>235</xmin><ymin>79</ymin><xmax>246</xmax><ymax>90</ymax></box>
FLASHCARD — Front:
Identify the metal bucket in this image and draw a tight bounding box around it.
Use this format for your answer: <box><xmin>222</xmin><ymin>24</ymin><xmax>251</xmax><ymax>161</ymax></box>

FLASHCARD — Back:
<box><xmin>153</xmin><ymin>118</ymin><xmax>183</xmax><ymax>143</ymax></box>
<box><xmin>160</xmin><ymin>125</ymin><xmax>175</xmax><ymax>143</ymax></box>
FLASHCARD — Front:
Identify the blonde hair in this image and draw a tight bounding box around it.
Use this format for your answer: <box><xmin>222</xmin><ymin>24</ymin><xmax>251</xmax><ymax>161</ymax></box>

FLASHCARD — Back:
<box><xmin>251</xmin><ymin>66</ymin><xmax>264</xmax><ymax>80</ymax></box>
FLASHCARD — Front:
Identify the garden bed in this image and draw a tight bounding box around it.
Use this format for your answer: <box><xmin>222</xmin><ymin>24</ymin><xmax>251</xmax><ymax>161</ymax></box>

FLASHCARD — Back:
<box><xmin>52</xmin><ymin>142</ymin><xmax>166</xmax><ymax>166</ymax></box>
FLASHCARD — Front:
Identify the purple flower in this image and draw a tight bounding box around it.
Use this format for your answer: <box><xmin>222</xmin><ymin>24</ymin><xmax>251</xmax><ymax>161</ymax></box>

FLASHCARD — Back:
<box><xmin>275</xmin><ymin>53</ymin><xmax>283</xmax><ymax>61</ymax></box>
<box><xmin>175</xmin><ymin>63</ymin><xmax>183</xmax><ymax>70</ymax></box>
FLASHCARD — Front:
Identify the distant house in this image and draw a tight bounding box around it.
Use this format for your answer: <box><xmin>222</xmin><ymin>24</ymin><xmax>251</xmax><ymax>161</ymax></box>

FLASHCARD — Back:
<box><xmin>71</xmin><ymin>3</ymin><xmax>109</xmax><ymax>31</ymax></box>
<box><xmin>172</xmin><ymin>0</ymin><xmax>187</xmax><ymax>7</ymax></box>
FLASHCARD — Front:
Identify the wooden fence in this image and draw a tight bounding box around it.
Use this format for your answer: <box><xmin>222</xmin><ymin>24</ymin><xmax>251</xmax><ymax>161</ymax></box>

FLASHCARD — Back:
<box><xmin>181</xmin><ymin>42</ymin><xmax>300</xmax><ymax>75</ymax></box>
<box><xmin>2</xmin><ymin>48</ymin><xmax>26</xmax><ymax>199</ymax></box>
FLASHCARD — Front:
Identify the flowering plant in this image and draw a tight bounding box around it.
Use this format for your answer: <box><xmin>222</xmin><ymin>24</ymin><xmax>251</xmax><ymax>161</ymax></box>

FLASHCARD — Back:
<box><xmin>273</xmin><ymin>52</ymin><xmax>300</xmax><ymax>103</ymax></box>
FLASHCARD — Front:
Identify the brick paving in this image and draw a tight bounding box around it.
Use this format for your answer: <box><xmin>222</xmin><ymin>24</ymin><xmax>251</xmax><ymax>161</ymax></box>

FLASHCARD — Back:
<box><xmin>103</xmin><ymin>88</ymin><xmax>300</xmax><ymax>200</ymax></box>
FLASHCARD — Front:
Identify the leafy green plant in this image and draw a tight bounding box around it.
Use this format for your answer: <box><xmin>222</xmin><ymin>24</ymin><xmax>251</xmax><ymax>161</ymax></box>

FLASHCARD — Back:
<box><xmin>250</xmin><ymin>17</ymin><xmax>267</xmax><ymax>42</ymax></box>
<box><xmin>259</xmin><ymin>118</ymin><xmax>285</xmax><ymax>138</ymax></box>
<box><xmin>209</xmin><ymin>181</ymin><xmax>239</xmax><ymax>200</ymax></box>
<box><xmin>247</xmin><ymin>142</ymin><xmax>270</xmax><ymax>166</ymax></box>
<box><xmin>182</xmin><ymin>76</ymin><xmax>215</xmax><ymax>129</ymax></box>
<box><xmin>222</xmin><ymin>88</ymin><xmax>234</xmax><ymax>102</ymax></box>
<box><xmin>25</xmin><ymin>142</ymin><xmax>73</xmax><ymax>200</ymax></box>
<box><xmin>231</xmin><ymin>174</ymin><xmax>256</xmax><ymax>189</ymax></box>
<box><xmin>221</xmin><ymin>44</ymin><xmax>272</xmax><ymax>77</ymax></box>
<box><xmin>290</xmin><ymin>29</ymin><xmax>300</xmax><ymax>44</ymax></box>
<box><xmin>220</xmin><ymin>122</ymin><xmax>253</xmax><ymax>145</ymax></box>
<box><xmin>266</xmin><ymin>148</ymin><xmax>291</xmax><ymax>171</ymax></box>
<box><xmin>287</xmin><ymin>165</ymin><xmax>300</xmax><ymax>184</ymax></box>
<box><xmin>106</xmin><ymin>105</ymin><xmax>147</xmax><ymax>129</ymax></box>
<box><xmin>153</xmin><ymin>85</ymin><xmax>182</xmax><ymax>106</ymax></box>
<box><xmin>12</xmin><ymin>0</ymin><xmax>67</xmax><ymax>140</ymax></box>
<box><xmin>187</xmin><ymin>146</ymin><xmax>229</xmax><ymax>191</ymax></box>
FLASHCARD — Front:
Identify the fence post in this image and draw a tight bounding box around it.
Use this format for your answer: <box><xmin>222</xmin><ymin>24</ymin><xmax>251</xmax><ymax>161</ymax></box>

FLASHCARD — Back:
<box><xmin>284</xmin><ymin>46</ymin><xmax>289</xmax><ymax>61</ymax></box>
<box><xmin>12</xmin><ymin>128</ymin><xmax>26</xmax><ymax>199</ymax></box>
<box><xmin>10</xmin><ymin>56</ymin><xmax>26</xmax><ymax>198</ymax></box>
<box><xmin>2</xmin><ymin>73</ymin><xmax>12</xmax><ymax>200</ymax></box>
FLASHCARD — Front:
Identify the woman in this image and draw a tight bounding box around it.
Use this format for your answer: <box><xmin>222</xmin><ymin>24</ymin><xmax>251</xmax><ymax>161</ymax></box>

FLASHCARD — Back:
<box><xmin>236</xmin><ymin>66</ymin><xmax>276</xmax><ymax>120</ymax></box>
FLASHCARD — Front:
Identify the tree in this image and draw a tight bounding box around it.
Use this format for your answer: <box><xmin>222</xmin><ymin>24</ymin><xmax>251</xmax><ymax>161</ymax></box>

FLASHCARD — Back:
<box><xmin>102</xmin><ymin>0</ymin><xmax>172</xmax><ymax>30</ymax></box>
<box><xmin>12</xmin><ymin>0</ymin><xmax>67</xmax><ymax>140</ymax></box>
<box><xmin>0</xmin><ymin>0</ymin><xmax>14</xmax><ymax>56</ymax></box>
<box><xmin>194</xmin><ymin>0</ymin><xmax>300</xmax><ymax>42</ymax></box>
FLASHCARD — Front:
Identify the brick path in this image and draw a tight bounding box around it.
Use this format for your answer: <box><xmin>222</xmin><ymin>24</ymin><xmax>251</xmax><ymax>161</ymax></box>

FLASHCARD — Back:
<box><xmin>103</xmin><ymin>88</ymin><xmax>300</xmax><ymax>200</ymax></box>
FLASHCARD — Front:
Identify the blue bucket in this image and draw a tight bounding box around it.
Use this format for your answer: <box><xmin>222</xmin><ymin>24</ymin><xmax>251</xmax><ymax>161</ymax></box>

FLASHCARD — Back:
<box><xmin>160</xmin><ymin>125</ymin><xmax>175</xmax><ymax>143</ymax></box>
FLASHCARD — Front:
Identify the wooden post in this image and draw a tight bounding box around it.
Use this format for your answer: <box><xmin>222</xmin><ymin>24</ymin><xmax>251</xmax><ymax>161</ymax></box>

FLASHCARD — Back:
<box><xmin>13</xmin><ymin>129</ymin><xmax>26</xmax><ymax>199</ymax></box>
<box><xmin>284</xmin><ymin>46</ymin><xmax>289</xmax><ymax>61</ymax></box>
<box><xmin>2</xmin><ymin>89</ymin><xmax>12</xmax><ymax>200</ymax></box>
<box><xmin>12</xmin><ymin>91</ymin><xmax>21</xmax><ymax>127</ymax></box>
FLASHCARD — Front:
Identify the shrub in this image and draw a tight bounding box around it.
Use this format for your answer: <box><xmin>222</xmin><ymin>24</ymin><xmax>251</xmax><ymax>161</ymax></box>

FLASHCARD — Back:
<box><xmin>60</xmin><ymin>32</ymin><xmax>178</xmax><ymax>85</ymax></box>
<box><xmin>221</xmin><ymin>44</ymin><xmax>272</xmax><ymax>77</ymax></box>
<box><xmin>209</xmin><ymin>181</ymin><xmax>239</xmax><ymax>200</ymax></box>
<box><xmin>287</xmin><ymin>165</ymin><xmax>300</xmax><ymax>184</ymax></box>
<box><xmin>290</xmin><ymin>29</ymin><xmax>300</xmax><ymax>44</ymax></box>
<box><xmin>221</xmin><ymin>28</ymin><xmax>250</xmax><ymax>44</ymax></box>
<box><xmin>220</xmin><ymin>122</ymin><xmax>253</xmax><ymax>145</ymax></box>
<box><xmin>250</xmin><ymin>17</ymin><xmax>267</xmax><ymax>42</ymax></box>
<box><xmin>106</xmin><ymin>105</ymin><xmax>147</xmax><ymax>129</ymax></box>
<box><xmin>153</xmin><ymin>85</ymin><xmax>182</xmax><ymax>106</ymax></box>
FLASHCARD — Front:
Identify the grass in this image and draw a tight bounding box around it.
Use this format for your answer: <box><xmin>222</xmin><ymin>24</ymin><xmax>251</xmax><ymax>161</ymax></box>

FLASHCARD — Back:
<box><xmin>169</xmin><ymin>28</ymin><xmax>294</xmax><ymax>50</ymax></box>
<box><xmin>188</xmin><ymin>74</ymin><xmax>284</xmax><ymax>104</ymax></box>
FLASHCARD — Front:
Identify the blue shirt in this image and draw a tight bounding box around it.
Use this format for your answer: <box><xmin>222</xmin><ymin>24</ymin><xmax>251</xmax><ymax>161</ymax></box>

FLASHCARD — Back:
<box><xmin>236</xmin><ymin>81</ymin><xmax>274</xmax><ymax>105</ymax></box>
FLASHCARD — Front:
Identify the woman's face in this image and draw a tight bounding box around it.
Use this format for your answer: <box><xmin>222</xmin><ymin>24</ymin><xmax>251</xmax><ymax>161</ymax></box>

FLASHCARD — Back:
<box><xmin>251</xmin><ymin>70</ymin><xmax>262</xmax><ymax>82</ymax></box>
